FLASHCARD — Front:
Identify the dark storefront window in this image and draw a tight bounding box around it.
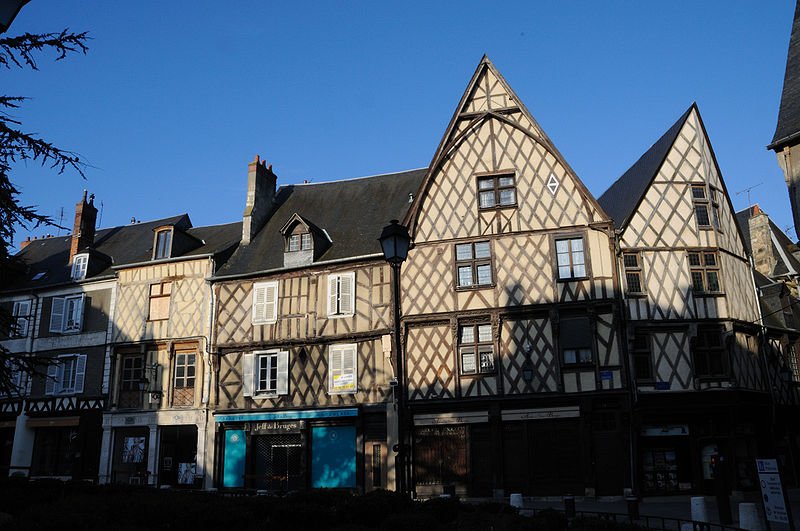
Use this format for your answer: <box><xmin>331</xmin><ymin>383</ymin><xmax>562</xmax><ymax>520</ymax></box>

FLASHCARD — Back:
<box><xmin>31</xmin><ymin>427</ymin><xmax>78</xmax><ymax>476</ymax></box>
<box><xmin>253</xmin><ymin>433</ymin><xmax>304</xmax><ymax>491</ymax></box>
<box><xmin>158</xmin><ymin>425</ymin><xmax>198</xmax><ymax>487</ymax></box>
<box><xmin>414</xmin><ymin>425</ymin><xmax>467</xmax><ymax>486</ymax></box>
<box><xmin>112</xmin><ymin>427</ymin><xmax>149</xmax><ymax>484</ymax></box>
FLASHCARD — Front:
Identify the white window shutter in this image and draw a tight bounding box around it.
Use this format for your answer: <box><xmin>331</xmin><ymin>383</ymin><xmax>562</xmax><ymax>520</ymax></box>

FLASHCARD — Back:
<box><xmin>50</xmin><ymin>297</ymin><xmax>65</xmax><ymax>333</ymax></box>
<box><xmin>242</xmin><ymin>352</ymin><xmax>254</xmax><ymax>397</ymax></box>
<box><xmin>13</xmin><ymin>301</ymin><xmax>30</xmax><ymax>336</ymax></box>
<box><xmin>276</xmin><ymin>351</ymin><xmax>289</xmax><ymax>395</ymax></box>
<box><xmin>265</xmin><ymin>283</ymin><xmax>278</xmax><ymax>322</ymax></box>
<box><xmin>73</xmin><ymin>294</ymin><xmax>85</xmax><ymax>332</ymax></box>
<box><xmin>74</xmin><ymin>355</ymin><xmax>87</xmax><ymax>394</ymax></box>
<box><xmin>252</xmin><ymin>284</ymin><xmax>267</xmax><ymax>323</ymax></box>
<box><xmin>45</xmin><ymin>362</ymin><xmax>59</xmax><ymax>395</ymax></box>
<box><xmin>340</xmin><ymin>273</ymin><xmax>354</xmax><ymax>315</ymax></box>
<box><xmin>329</xmin><ymin>347</ymin><xmax>342</xmax><ymax>390</ymax></box>
<box><xmin>344</xmin><ymin>345</ymin><xmax>357</xmax><ymax>392</ymax></box>
<box><xmin>328</xmin><ymin>276</ymin><xmax>339</xmax><ymax>315</ymax></box>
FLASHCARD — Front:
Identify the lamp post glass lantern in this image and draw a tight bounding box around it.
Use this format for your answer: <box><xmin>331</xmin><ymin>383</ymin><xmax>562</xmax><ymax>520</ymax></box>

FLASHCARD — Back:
<box><xmin>379</xmin><ymin>219</ymin><xmax>410</xmax><ymax>495</ymax></box>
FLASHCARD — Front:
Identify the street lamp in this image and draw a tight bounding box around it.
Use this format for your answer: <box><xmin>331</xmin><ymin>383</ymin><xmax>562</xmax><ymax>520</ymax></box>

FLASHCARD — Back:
<box><xmin>379</xmin><ymin>219</ymin><xmax>411</xmax><ymax>495</ymax></box>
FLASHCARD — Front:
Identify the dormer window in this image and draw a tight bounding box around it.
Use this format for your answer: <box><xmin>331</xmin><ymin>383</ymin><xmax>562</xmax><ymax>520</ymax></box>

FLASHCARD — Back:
<box><xmin>154</xmin><ymin>228</ymin><xmax>173</xmax><ymax>260</ymax></box>
<box><xmin>287</xmin><ymin>230</ymin><xmax>312</xmax><ymax>252</ymax></box>
<box><xmin>71</xmin><ymin>253</ymin><xmax>89</xmax><ymax>280</ymax></box>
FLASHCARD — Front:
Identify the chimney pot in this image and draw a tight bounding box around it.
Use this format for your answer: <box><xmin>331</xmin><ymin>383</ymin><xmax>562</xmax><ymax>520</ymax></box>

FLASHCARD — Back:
<box><xmin>69</xmin><ymin>190</ymin><xmax>98</xmax><ymax>264</ymax></box>
<box><xmin>242</xmin><ymin>154</ymin><xmax>278</xmax><ymax>244</ymax></box>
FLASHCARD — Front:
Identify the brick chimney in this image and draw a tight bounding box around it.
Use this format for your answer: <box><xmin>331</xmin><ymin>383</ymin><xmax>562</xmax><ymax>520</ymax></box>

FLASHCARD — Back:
<box><xmin>19</xmin><ymin>236</ymin><xmax>32</xmax><ymax>250</ymax></box>
<box><xmin>748</xmin><ymin>204</ymin><xmax>778</xmax><ymax>277</ymax></box>
<box><xmin>242</xmin><ymin>155</ymin><xmax>277</xmax><ymax>245</ymax></box>
<box><xmin>69</xmin><ymin>190</ymin><xmax>98</xmax><ymax>263</ymax></box>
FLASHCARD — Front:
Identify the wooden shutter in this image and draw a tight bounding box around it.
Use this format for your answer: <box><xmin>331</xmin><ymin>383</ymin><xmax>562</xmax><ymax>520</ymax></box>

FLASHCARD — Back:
<box><xmin>71</xmin><ymin>294</ymin><xmax>85</xmax><ymax>332</ymax></box>
<box><xmin>329</xmin><ymin>346</ymin><xmax>342</xmax><ymax>391</ymax></box>
<box><xmin>276</xmin><ymin>351</ymin><xmax>289</xmax><ymax>395</ymax></box>
<box><xmin>252</xmin><ymin>284</ymin><xmax>267</xmax><ymax>323</ymax></box>
<box><xmin>328</xmin><ymin>276</ymin><xmax>339</xmax><ymax>315</ymax></box>
<box><xmin>343</xmin><ymin>344</ymin><xmax>357</xmax><ymax>392</ymax></box>
<box><xmin>329</xmin><ymin>344</ymin><xmax>357</xmax><ymax>394</ymax></box>
<box><xmin>50</xmin><ymin>297</ymin><xmax>65</xmax><ymax>333</ymax></box>
<box><xmin>339</xmin><ymin>273</ymin><xmax>354</xmax><ymax>315</ymax></box>
<box><xmin>45</xmin><ymin>362</ymin><xmax>59</xmax><ymax>395</ymax></box>
<box><xmin>242</xmin><ymin>352</ymin><xmax>254</xmax><ymax>397</ymax></box>
<box><xmin>13</xmin><ymin>301</ymin><xmax>30</xmax><ymax>337</ymax></box>
<box><xmin>265</xmin><ymin>282</ymin><xmax>278</xmax><ymax>322</ymax></box>
<box><xmin>74</xmin><ymin>355</ymin><xmax>87</xmax><ymax>394</ymax></box>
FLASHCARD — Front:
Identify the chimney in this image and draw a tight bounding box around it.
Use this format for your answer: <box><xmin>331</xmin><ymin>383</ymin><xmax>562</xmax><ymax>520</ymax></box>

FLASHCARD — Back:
<box><xmin>69</xmin><ymin>190</ymin><xmax>98</xmax><ymax>263</ymax></box>
<box><xmin>242</xmin><ymin>155</ymin><xmax>277</xmax><ymax>245</ymax></box>
<box><xmin>19</xmin><ymin>236</ymin><xmax>32</xmax><ymax>250</ymax></box>
<box><xmin>748</xmin><ymin>204</ymin><xmax>778</xmax><ymax>277</ymax></box>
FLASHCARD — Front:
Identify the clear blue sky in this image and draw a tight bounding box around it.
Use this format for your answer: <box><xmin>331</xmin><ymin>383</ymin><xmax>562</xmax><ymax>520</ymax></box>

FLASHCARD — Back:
<box><xmin>5</xmin><ymin>1</ymin><xmax>798</xmax><ymax>248</ymax></box>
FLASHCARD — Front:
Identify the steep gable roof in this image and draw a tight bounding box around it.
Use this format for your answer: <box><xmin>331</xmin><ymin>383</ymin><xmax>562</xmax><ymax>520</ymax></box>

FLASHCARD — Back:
<box><xmin>770</xmin><ymin>0</ymin><xmax>800</xmax><ymax>149</ymax></box>
<box><xmin>215</xmin><ymin>168</ymin><xmax>426</xmax><ymax>278</ymax></box>
<box><xmin>598</xmin><ymin>106</ymin><xmax>693</xmax><ymax>228</ymax></box>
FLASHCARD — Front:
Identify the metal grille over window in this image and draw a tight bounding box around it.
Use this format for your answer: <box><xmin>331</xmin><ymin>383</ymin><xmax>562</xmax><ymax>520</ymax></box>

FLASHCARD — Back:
<box><xmin>459</xmin><ymin>323</ymin><xmax>495</xmax><ymax>375</ymax></box>
<box><xmin>688</xmin><ymin>251</ymin><xmax>721</xmax><ymax>294</ymax></box>
<box><xmin>173</xmin><ymin>352</ymin><xmax>196</xmax><ymax>407</ymax></box>
<box><xmin>556</xmin><ymin>237</ymin><xmax>586</xmax><ymax>279</ymax></box>
<box><xmin>477</xmin><ymin>174</ymin><xmax>516</xmax><ymax>209</ymax></box>
<box><xmin>623</xmin><ymin>252</ymin><xmax>644</xmax><ymax>294</ymax></box>
<box><xmin>455</xmin><ymin>241</ymin><xmax>492</xmax><ymax>288</ymax></box>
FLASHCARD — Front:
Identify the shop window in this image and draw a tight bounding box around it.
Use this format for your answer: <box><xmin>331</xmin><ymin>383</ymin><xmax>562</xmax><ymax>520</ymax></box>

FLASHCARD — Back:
<box><xmin>45</xmin><ymin>354</ymin><xmax>86</xmax><ymax>395</ymax></box>
<box><xmin>31</xmin><ymin>427</ymin><xmax>78</xmax><ymax>476</ymax></box>
<box><xmin>148</xmin><ymin>282</ymin><xmax>171</xmax><ymax>321</ymax></box>
<box><xmin>555</xmin><ymin>237</ymin><xmax>586</xmax><ymax>280</ymax></box>
<box><xmin>458</xmin><ymin>323</ymin><xmax>495</xmax><ymax>375</ymax></box>
<box><xmin>414</xmin><ymin>425</ymin><xmax>468</xmax><ymax>486</ymax></box>
<box><xmin>455</xmin><ymin>241</ymin><xmax>492</xmax><ymax>288</ymax></box>
<box><xmin>692</xmin><ymin>326</ymin><xmax>727</xmax><ymax>378</ymax></box>
<box><xmin>560</xmin><ymin>315</ymin><xmax>593</xmax><ymax>366</ymax></box>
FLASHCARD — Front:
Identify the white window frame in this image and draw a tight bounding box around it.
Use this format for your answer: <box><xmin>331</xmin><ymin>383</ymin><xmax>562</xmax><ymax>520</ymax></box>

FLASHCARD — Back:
<box><xmin>71</xmin><ymin>253</ymin><xmax>89</xmax><ymax>280</ymax></box>
<box><xmin>252</xmin><ymin>281</ymin><xmax>279</xmax><ymax>324</ymax></box>
<box><xmin>327</xmin><ymin>272</ymin><xmax>355</xmax><ymax>318</ymax></box>
<box><xmin>555</xmin><ymin>237</ymin><xmax>587</xmax><ymax>280</ymax></box>
<box><xmin>5</xmin><ymin>358</ymin><xmax>26</xmax><ymax>396</ymax></box>
<box><xmin>11</xmin><ymin>300</ymin><xmax>31</xmax><ymax>338</ymax></box>
<box><xmin>153</xmin><ymin>228</ymin><xmax>173</xmax><ymax>260</ymax></box>
<box><xmin>49</xmin><ymin>294</ymin><xmax>85</xmax><ymax>334</ymax></box>
<box><xmin>241</xmin><ymin>350</ymin><xmax>289</xmax><ymax>397</ymax></box>
<box><xmin>328</xmin><ymin>343</ymin><xmax>357</xmax><ymax>395</ymax></box>
<box><xmin>45</xmin><ymin>354</ymin><xmax>87</xmax><ymax>396</ymax></box>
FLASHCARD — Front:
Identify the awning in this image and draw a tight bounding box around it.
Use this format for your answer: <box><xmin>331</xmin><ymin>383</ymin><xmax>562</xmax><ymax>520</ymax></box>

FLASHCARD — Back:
<box><xmin>215</xmin><ymin>408</ymin><xmax>358</xmax><ymax>423</ymax></box>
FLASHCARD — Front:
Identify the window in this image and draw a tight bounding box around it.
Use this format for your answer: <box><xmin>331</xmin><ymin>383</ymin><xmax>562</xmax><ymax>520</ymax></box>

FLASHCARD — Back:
<box><xmin>71</xmin><ymin>254</ymin><xmax>88</xmax><ymax>280</ymax></box>
<box><xmin>5</xmin><ymin>358</ymin><xmax>25</xmax><ymax>395</ymax></box>
<box><xmin>49</xmin><ymin>294</ymin><xmax>84</xmax><ymax>334</ymax></box>
<box><xmin>688</xmin><ymin>251</ymin><xmax>721</xmax><ymax>294</ymax></box>
<box><xmin>692</xmin><ymin>185</ymin><xmax>720</xmax><ymax>230</ymax></box>
<box><xmin>632</xmin><ymin>333</ymin><xmax>653</xmax><ymax>381</ymax></box>
<box><xmin>45</xmin><ymin>354</ymin><xmax>86</xmax><ymax>395</ymax></box>
<box><xmin>560</xmin><ymin>315</ymin><xmax>593</xmax><ymax>366</ymax></box>
<box><xmin>458</xmin><ymin>324</ymin><xmax>495</xmax><ymax>375</ymax></box>
<box><xmin>252</xmin><ymin>281</ymin><xmax>279</xmax><ymax>324</ymax></box>
<box><xmin>327</xmin><ymin>272</ymin><xmax>355</xmax><ymax>317</ymax></box>
<box><xmin>11</xmin><ymin>300</ymin><xmax>31</xmax><ymax>338</ymax></box>
<box><xmin>174</xmin><ymin>353</ymin><xmax>196</xmax><ymax>388</ymax></box>
<box><xmin>455</xmin><ymin>241</ymin><xmax>492</xmax><ymax>288</ymax></box>
<box><xmin>623</xmin><ymin>252</ymin><xmax>645</xmax><ymax>295</ymax></box>
<box><xmin>121</xmin><ymin>356</ymin><xmax>144</xmax><ymax>391</ymax></box>
<box><xmin>287</xmin><ymin>232</ymin><xmax>312</xmax><ymax>252</ymax></box>
<box><xmin>692</xmin><ymin>327</ymin><xmax>727</xmax><ymax>378</ymax></box>
<box><xmin>556</xmin><ymin>237</ymin><xmax>586</xmax><ymax>280</ymax></box>
<box><xmin>154</xmin><ymin>229</ymin><xmax>172</xmax><ymax>259</ymax></box>
<box><xmin>242</xmin><ymin>350</ymin><xmax>289</xmax><ymax>397</ymax></box>
<box><xmin>148</xmin><ymin>282</ymin><xmax>172</xmax><ymax>321</ymax></box>
<box><xmin>328</xmin><ymin>343</ymin><xmax>357</xmax><ymax>394</ymax></box>
<box><xmin>477</xmin><ymin>174</ymin><xmax>516</xmax><ymax>209</ymax></box>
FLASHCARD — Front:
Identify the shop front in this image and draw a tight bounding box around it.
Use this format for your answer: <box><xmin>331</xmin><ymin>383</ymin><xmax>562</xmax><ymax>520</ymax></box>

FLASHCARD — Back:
<box><xmin>217</xmin><ymin>408</ymin><xmax>361</xmax><ymax>492</ymax></box>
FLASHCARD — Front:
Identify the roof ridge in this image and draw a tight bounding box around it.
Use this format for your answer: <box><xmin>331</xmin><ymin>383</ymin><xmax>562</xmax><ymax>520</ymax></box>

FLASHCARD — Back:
<box><xmin>289</xmin><ymin>167</ymin><xmax>427</xmax><ymax>188</ymax></box>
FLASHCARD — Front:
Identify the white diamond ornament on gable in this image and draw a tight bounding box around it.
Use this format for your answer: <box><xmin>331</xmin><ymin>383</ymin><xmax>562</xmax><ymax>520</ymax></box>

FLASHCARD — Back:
<box><xmin>546</xmin><ymin>174</ymin><xmax>560</xmax><ymax>196</ymax></box>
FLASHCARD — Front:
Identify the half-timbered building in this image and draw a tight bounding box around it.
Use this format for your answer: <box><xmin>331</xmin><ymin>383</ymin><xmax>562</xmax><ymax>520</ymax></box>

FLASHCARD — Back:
<box><xmin>0</xmin><ymin>192</ymin><xmax>111</xmax><ymax>480</ymax></box>
<box><xmin>99</xmin><ymin>214</ymin><xmax>239</xmax><ymax>487</ymax></box>
<box><xmin>211</xmin><ymin>157</ymin><xmax>424</xmax><ymax>492</ymax></box>
<box><xmin>400</xmin><ymin>57</ymin><xmax>629</xmax><ymax>498</ymax></box>
<box><xmin>599</xmin><ymin>105</ymin><xmax>793</xmax><ymax>494</ymax></box>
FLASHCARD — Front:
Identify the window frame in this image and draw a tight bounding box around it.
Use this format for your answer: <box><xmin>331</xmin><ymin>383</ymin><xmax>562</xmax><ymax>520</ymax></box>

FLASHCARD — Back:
<box><xmin>623</xmin><ymin>252</ymin><xmax>645</xmax><ymax>296</ymax></box>
<box><xmin>242</xmin><ymin>349</ymin><xmax>290</xmax><ymax>397</ymax></box>
<box><xmin>692</xmin><ymin>326</ymin><xmax>728</xmax><ymax>379</ymax></box>
<box><xmin>476</xmin><ymin>172</ymin><xmax>517</xmax><ymax>210</ymax></box>
<box><xmin>632</xmin><ymin>333</ymin><xmax>654</xmax><ymax>382</ymax></box>
<box><xmin>691</xmin><ymin>184</ymin><xmax>721</xmax><ymax>231</ymax></box>
<box><xmin>328</xmin><ymin>343</ymin><xmax>358</xmax><ymax>394</ymax></box>
<box><xmin>153</xmin><ymin>228</ymin><xmax>173</xmax><ymax>260</ymax></box>
<box><xmin>252</xmin><ymin>281</ymin><xmax>279</xmax><ymax>324</ymax></box>
<box><xmin>457</xmin><ymin>323</ymin><xmax>496</xmax><ymax>376</ymax></box>
<box><xmin>147</xmin><ymin>281</ymin><xmax>172</xmax><ymax>321</ymax></box>
<box><xmin>11</xmin><ymin>300</ymin><xmax>31</xmax><ymax>338</ymax></box>
<box><xmin>327</xmin><ymin>272</ymin><xmax>355</xmax><ymax>318</ymax></box>
<box><xmin>173</xmin><ymin>352</ymin><xmax>196</xmax><ymax>389</ymax></box>
<box><xmin>559</xmin><ymin>315</ymin><xmax>594</xmax><ymax>367</ymax></box>
<box><xmin>71</xmin><ymin>253</ymin><xmax>89</xmax><ymax>281</ymax></box>
<box><xmin>45</xmin><ymin>354</ymin><xmax>86</xmax><ymax>396</ymax></box>
<box><xmin>555</xmin><ymin>235</ymin><xmax>588</xmax><ymax>281</ymax></box>
<box><xmin>120</xmin><ymin>355</ymin><xmax>144</xmax><ymax>392</ymax></box>
<box><xmin>49</xmin><ymin>294</ymin><xmax>84</xmax><ymax>334</ymax></box>
<box><xmin>454</xmin><ymin>241</ymin><xmax>494</xmax><ymax>290</ymax></box>
<box><xmin>688</xmin><ymin>250</ymin><xmax>722</xmax><ymax>296</ymax></box>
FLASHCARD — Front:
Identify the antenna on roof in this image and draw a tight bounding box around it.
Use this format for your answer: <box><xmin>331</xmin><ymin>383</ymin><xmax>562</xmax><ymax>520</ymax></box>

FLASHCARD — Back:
<box><xmin>735</xmin><ymin>182</ymin><xmax>762</xmax><ymax>209</ymax></box>
<box><xmin>56</xmin><ymin>207</ymin><xmax>65</xmax><ymax>235</ymax></box>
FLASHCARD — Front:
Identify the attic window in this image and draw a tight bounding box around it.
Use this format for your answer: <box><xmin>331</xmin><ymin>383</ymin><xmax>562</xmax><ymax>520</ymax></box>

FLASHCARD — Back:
<box><xmin>71</xmin><ymin>253</ymin><xmax>89</xmax><ymax>281</ymax></box>
<box><xmin>154</xmin><ymin>228</ymin><xmax>173</xmax><ymax>260</ymax></box>
<box><xmin>286</xmin><ymin>227</ymin><xmax>312</xmax><ymax>252</ymax></box>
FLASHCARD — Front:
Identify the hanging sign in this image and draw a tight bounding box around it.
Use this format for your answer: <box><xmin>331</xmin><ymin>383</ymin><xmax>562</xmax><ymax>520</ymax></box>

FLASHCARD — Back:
<box><xmin>756</xmin><ymin>458</ymin><xmax>789</xmax><ymax>524</ymax></box>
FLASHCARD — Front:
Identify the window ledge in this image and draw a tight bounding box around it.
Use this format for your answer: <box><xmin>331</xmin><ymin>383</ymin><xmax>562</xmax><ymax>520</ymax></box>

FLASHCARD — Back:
<box><xmin>253</xmin><ymin>391</ymin><xmax>280</xmax><ymax>398</ymax></box>
<box><xmin>562</xmin><ymin>363</ymin><xmax>595</xmax><ymax>369</ymax></box>
<box><xmin>556</xmin><ymin>276</ymin><xmax>590</xmax><ymax>283</ymax></box>
<box><xmin>455</xmin><ymin>283</ymin><xmax>495</xmax><ymax>292</ymax></box>
<box><xmin>459</xmin><ymin>372</ymin><xmax>496</xmax><ymax>378</ymax></box>
<box><xmin>625</xmin><ymin>292</ymin><xmax>648</xmax><ymax>298</ymax></box>
<box><xmin>478</xmin><ymin>204</ymin><xmax>518</xmax><ymax>212</ymax></box>
<box><xmin>251</xmin><ymin>319</ymin><xmax>278</xmax><ymax>326</ymax></box>
<box><xmin>328</xmin><ymin>313</ymin><xmax>354</xmax><ymax>320</ymax></box>
<box><xmin>693</xmin><ymin>292</ymin><xmax>724</xmax><ymax>298</ymax></box>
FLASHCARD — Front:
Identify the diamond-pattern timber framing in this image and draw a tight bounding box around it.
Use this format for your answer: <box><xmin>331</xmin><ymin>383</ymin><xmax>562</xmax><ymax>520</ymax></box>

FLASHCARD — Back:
<box><xmin>595</xmin><ymin>313</ymin><xmax>620</xmax><ymax>367</ymax></box>
<box><xmin>501</xmin><ymin>317</ymin><xmax>558</xmax><ymax>394</ymax></box>
<box><xmin>650</xmin><ymin>330</ymin><xmax>692</xmax><ymax>391</ymax></box>
<box><xmin>640</xmin><ymin>251</ymin><xmax>695</xmax><ymax>321</ymax></box>
<box><xmin>406</xmin><ymin>324</ymin><xmax>456</xmax><ymax>401</ymax></box>
<box><xmin>494</xmin><ymin>234</ymin><xmax>553</xmax><ymax>307</ymax></box>
<box><xmin>217</xmin><ymin>339</ymin><xmax>388</xmax><ymax>411</ymax></box>
<box><xmin>730</xmin><ymin>332</ymin><xmax>763</xmax><ymax>391</ymax></box>
<box><xmin>401</xmin><ymin>245</ymin><xmax>454</xmax><ymax>316</ymax></box>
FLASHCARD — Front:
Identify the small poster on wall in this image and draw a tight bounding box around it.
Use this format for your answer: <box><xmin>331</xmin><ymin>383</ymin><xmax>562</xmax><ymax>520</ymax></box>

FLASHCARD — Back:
<box><xmin>122</xmin><ymin>437</ymin><xmax>146</xmax><ymax>463</ymax></box>
<box><xmin>178</xmin><ymin>462</ymin><xmax>196</xmax><ymax>485</ymax></box>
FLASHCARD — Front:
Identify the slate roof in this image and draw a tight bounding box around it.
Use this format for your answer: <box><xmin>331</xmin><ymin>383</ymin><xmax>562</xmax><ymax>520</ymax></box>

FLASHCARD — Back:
<box><xmin>598</xmin><ymin>106</ymin><xmax>693</xmax><ymax>228</ymax></box>
<box><xmin>771</xmin><ymin>0</ymin><xmax>800</xmax><ymax>149</ymax></box>
<box><xmin>735</xmin><ymin>206</ymin><xmax>800</xmax><ymax>277</ymax></box>
<box><xmin>216</xmin><ymin>168</ymin><xmax>427</xmax><ymax>278</ymax></box>
<box><xmin>2</xmin><ymin>215</ymin><xmax>241</xmax><ymax>293</ymax></box>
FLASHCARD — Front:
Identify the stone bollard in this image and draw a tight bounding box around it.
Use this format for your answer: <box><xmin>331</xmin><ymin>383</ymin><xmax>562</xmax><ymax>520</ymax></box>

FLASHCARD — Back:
<box><xmin>510</xmin><ymin>493</ymin><xmax>524</xmax><ymax>509</ymax></box>
<box><xmin>564</xmin><ymin>495</ymin><xmax>576</xmax><ymax>518</ymax></box>
<box><xmin>738</xmin><ymin>503</ymin><xmax>763</xmax><ymax>531</ymax></box>
<box><xmin>691</xmin><ymin>496</ymin><xmax>709</xmax><ymax>522</ymax></box>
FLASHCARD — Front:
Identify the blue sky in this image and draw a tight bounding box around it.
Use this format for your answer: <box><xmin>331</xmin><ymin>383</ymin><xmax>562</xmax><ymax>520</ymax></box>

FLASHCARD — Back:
<box><xmin>5</xmin><ymin>1</ymin><xmax>797</xmax><ymax>247</ymax></box>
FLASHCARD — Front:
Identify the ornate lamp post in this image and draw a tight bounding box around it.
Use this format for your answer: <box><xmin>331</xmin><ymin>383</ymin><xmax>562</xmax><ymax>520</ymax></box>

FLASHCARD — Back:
<box><xmin>379</xmin><ymin>219</ymin><xmax>411</xmax><ymax>495</ymax></box>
